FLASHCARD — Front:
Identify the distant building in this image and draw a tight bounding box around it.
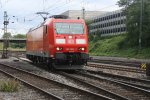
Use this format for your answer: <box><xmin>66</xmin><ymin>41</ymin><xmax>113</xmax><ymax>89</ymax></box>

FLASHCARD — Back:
<box><xmin>60</xmin><ymin>10</ymin><xmax>107</xmax><ymax>20</ymax></box>
<box><xmin>89</xmin><ymin>9</ymin><xmax>126</xmax><ymax>36</ymax></box>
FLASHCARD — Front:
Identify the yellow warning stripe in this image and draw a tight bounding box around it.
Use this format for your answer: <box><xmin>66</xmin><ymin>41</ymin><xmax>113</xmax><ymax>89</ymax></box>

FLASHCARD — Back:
<box><xmin>141</xmin><ymin>63</ymin><xmax>147</xmax><ymax>70</ymax></box>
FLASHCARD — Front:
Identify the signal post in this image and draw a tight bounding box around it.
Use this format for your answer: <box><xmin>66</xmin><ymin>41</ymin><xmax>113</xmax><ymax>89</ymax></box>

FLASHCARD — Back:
<box><xmin>2</xmin><ymin>11</ymin><xmax>9</xmax><ymax>58</ymax></box>
<box><xmin>146</xmin><ymin>63</ymin><xmax>150</xmax><ymax>76</ymax></box>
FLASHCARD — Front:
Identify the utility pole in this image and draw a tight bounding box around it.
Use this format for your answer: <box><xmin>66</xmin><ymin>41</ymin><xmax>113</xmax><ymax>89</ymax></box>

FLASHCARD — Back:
<box><xmin>82</xmin><ymin>7</ymin><xmax>85</xmax><ymax>20</ymax></box>
<box><xmin>139</xmin><ymin>0</ymin><xmax>143</xmax><ymax>50</ymax></box>
<box><xmin>2</xmin><ymin>11</ymin><xmax>9</xmax><ymax>58</ymax></box>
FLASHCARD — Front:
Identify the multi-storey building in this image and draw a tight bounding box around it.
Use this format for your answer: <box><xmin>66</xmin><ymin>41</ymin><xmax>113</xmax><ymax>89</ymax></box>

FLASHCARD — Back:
<box><xmin>90</xmin><ymin>10</ymin><xmax>126</xmax><ymax>36</ymax></box>
<box><xmin>60</xmin><ymin>10</ymin><xmax>107</xmax><ymax>20</ymax></box>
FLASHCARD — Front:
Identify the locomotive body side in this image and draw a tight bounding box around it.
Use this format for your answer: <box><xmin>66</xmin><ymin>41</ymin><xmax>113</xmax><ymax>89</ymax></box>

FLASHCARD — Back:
<box><xmin>26</xmin><ymin>26</ymin><xmax>44</xmax><ymax>57</ymax></box>
<box><xmin>26</xmin><ymin>19</ymin><xmax>54</xmax><ymax>62</ymax></box>
<box><xmin>26</xmin><ymin>18</ymin><xmax>89</xmax><ymax>69</ymax></box>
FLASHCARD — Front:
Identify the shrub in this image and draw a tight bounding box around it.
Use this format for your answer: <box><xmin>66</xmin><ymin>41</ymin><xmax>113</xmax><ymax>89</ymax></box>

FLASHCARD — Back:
<box><xmin>0</xmin><ymin>79</ymin><xmax>20</xmax><ymax>92</ymax></box>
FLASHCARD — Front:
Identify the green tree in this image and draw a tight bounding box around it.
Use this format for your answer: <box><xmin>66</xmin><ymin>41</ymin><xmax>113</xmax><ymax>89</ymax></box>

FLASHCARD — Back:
<box><xmin>93</xmin><ymin>29</ymin><xmax>101</xmax><ymax>42</ymax></box>
<box><xmin>85</xmin><ymin>19</ymin><xmax>93</xmax><ymax>34</ymax></box>
<box><xmin>86</xmin><ymin>20</ymin><xmax>102</xmax><ymax>42</ymax></box>
<box><xmin>118</xmin><ymin>0</ymin><xmax>150</xmax><ymax>47</ymax></box>
<box><xmin>10</xmin><ymin>34</ymin><xmax>26</xmax><ymax>48</ymax></box>
<box><xmin>13</xmin><ymin>34</ymin><xmax>26</xmax><ymax>38</ymax></box>
<box><xmin>88</xmin><ymin>29</ymin><xmax>102</xmax><ymax>42</ymax></box>
<box><xmin>2</xmin><ymin>32</ymin><xmax>12</xmax><ymax>38</ymax></box>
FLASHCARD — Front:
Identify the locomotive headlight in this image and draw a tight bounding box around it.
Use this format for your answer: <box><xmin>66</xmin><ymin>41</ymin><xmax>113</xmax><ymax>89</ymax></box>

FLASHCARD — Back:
<box><xmin>79</xmin><ymin>47</ymin><xmax>85</xmax><ymax>51</ymax></box>
<box><xmin>56</xmin><ymin>47</ymin><xmax>63</xmax><ymax>51</ymax></box>
<box><xmin>56</xmin><ymin>47</ymin><xmax>60</xmax><ymax>50</ymax></box>
<box><xmin>81</xmin><ymin>48</ymin><xmax>85</xmax><ymax>51</ymax></box>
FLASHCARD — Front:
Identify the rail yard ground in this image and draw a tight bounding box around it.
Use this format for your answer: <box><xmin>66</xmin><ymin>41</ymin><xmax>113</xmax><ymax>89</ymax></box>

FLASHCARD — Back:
<box><xmin>1</xmin><ymin>0</ymin><xmax>150</xmax><ymax>99</ymax></box>
<box><xmin>0</xmin><ymin>58</ymin><xmax>50</xmax><ymax>100</ymax></box>
<box><xmin>0</xmin><ymin>53</ymin><xmax>149</xmax><ymax>99</ymax></box>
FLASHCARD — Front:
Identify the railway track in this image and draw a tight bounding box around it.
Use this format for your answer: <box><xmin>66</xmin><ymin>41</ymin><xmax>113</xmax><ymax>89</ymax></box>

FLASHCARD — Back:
<box><xmin>86</xmin><ymin>70</ymin><xmax>150</xmax><ymax>90</ymax></box>
<box><xmin>60</xmin><ymin>70</ymin><xmax>150</xmax><ymax>100</ymax></box>
<box><xmin>87</xmin><ymin>62</ymin><xmax>146</xmax><ymax>74</ymax></box>
<box><xmin>90</xmin><ymin>58</ymin><xmax>141</xmax><ymax>67</ymax></box>
<box><xmin>18</xmin><ymin>57</ymin><xmax>145</xmax><ymax>74</ymax></box>
<box><xmin>0</xmin><ymin>65</ymin><xmax>61</xmax><ymax>100</ymax></box>
<box><xmin>8</xmin><ymin>56</ymin><xmax>150</xmax><ymax>99</ymax></box>
<box><xmin>56</xmin><ymin>71</ymin><xmax>128</xmax><ymax>100</ymax></box>
<box><xmin>0</xmin><ymin>63</ymin><xmax>113</xmax><ymax>100</ymax></box>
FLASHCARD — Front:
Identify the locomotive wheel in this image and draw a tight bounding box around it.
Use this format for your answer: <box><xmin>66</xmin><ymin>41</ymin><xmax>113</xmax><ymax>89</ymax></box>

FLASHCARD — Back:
<box><xmin>32</xmin><ymin>59</ymin><xmax>36</xmax><ymax>64</ymax></box>
<box><xmin>33</xmin><ymin>57</ymin><xmax>38</xmax><ymax>64</ymax></box>
<box><xmin>47</xmin><ymin>62</ymin><xmax>55</xmax><ymax>71</ymax></box>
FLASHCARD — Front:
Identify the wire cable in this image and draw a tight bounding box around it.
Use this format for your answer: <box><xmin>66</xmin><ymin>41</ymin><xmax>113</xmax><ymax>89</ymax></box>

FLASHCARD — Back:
<box><xmin>0</xmin><ymin>0</ymin><xmax>2</xmax><ymax>8</ymax></box>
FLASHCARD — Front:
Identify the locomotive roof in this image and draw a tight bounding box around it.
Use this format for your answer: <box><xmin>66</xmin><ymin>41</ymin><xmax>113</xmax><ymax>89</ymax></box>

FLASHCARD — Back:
<box><xmin>28</xmin><ymin>18</ymin><xmax>84</xmax><ymax>32</ymax></box>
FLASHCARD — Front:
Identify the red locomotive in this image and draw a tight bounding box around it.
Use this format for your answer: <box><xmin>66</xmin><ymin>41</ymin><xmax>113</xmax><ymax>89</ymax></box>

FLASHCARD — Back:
<box><xmin>26</xmin><ymin>16</ymin><xmax>89</xmax><ymax>69</ymax></box>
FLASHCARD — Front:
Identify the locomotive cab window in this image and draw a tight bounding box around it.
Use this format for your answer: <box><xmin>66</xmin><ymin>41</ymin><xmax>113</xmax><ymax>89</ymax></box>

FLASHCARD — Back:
<box><xmin>55</xmin><ymin>23</ymin><xmax>84</xmax><ymax>34</ymax></box>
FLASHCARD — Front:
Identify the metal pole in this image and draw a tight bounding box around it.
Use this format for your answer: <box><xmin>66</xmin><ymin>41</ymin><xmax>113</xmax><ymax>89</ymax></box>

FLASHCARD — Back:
<box><xmin>2</xmin><ymin>11</ymin><xmax>9</xmax><ymax>58</ymax></box>
<box><xmin>139</xmin><ymin>0</ymin><xmax>143</xmax><ymax>49</ymax></box>
<box><xmin>82</xmin><ymin>7</ymin><xmax>85</xmax><ymax>20</ymax></box>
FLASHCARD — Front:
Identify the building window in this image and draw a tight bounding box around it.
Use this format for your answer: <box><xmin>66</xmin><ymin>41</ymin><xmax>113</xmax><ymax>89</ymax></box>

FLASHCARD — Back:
<box><xmin>121</xmin><ymin>20</ymin><xmax>124</xmax><ymax>24</ymax></box>
<box><xmin>121</xmin><ymin>12</ymin><xmax>124</xmax><ymax>16</ymax></box>
<box><xmin>113</xmin><ymin>14</ymin><xmax>115</xmax><ymax>18</ymax></box>
<box><xmin>121</xmin><ymin>27</ymin><xmax>124</xmax><ymax>32</ymax></box>
<box><xmin>118</xmin><ymin>28</ymin><xmax>120</xmax><ymax>32</ymax></box>
<box><xmin>118</xmin><ymin>13</ymin><xmax>121</xmax><ymax>17</ymax></box>
<box><xmin>111</xmin><ymin>29</ymin><xmax>113</xmax><ymax>33</ymax></box>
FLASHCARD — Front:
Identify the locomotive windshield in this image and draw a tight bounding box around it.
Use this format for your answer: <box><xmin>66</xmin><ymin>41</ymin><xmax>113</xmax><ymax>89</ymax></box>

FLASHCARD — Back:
<box><xmin>55</xmin><ymin>23</ymin><xmax>84</xmax><ymax>34</ymax></box>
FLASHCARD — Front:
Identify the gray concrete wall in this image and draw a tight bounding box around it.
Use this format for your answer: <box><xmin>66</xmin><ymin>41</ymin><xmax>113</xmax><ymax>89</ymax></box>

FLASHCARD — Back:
<box><xmin>60</xmin><ymin>10</ymin><xmax>108</xmax><ymax>20</ymax></box>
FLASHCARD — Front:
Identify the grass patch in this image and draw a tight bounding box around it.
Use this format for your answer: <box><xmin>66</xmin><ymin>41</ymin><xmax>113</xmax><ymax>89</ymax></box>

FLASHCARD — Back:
<box><xmin>0</xmin><ymin>43</ymin><xmax>3</xmax><ymax>49</ymax></box>
<box><xmin>89</xmin><ymin>34</ymin><xmax>150</xmax><ymax>59</ymax></box>
<box><xmin>0</xmin><ymin>79</ymin><xmax>20</xmax><ymax>92</ymax></box>
<box><xmin>0</xmin><ymin>43</ymin><xmax>26</xmax><ymax>51</ymax></box>
<box><xmin>8</xmin><ymin>48</ymin><xmax>26</xmax><ymax>51</ymax></box>
<box><xmin>0</xmin><ymin>44</ymin><xmax>26</xmax><ymax>51</ymax></box>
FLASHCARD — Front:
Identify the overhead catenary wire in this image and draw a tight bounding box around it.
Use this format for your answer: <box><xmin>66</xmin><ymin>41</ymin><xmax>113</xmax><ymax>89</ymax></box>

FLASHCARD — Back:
<box><xmin>46</xmin><ymin>1</ymin><xmax>72</xmax><ymax>12</ymax></box>
<box><xmin>44</xmin><ymin>0</ymin><xmax>61</xmax><ymax>12</ymax></box>
<box><xmin>1</xmin><ymin>0</ymin><xmax>123</xmax><ymax>35</ymax></box>
<box><xmin>5</xmin><ymin>0</ymin><xmax>117</xmax><ymax>23</ymax></box>
<box><xmin>0</xmin><ymin>0</ymin><xmax>2</xmax><ymax>8</ymax></box>
<box><xmin>46</xmin><ymin>0</ymin><xmax>84</xmax><ymax>14</ymax></box>
<box><xmin>94</xmin><ymin>4</ymin><xmax>120</xmax><ymax>11</ymax></box>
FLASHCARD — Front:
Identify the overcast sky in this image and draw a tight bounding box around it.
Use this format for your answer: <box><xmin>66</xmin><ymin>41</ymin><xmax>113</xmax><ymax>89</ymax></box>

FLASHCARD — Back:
<box><xmin>0</xmin><ymin>0</ymin><xmax>120</xmax><ymax>37</ymax></box>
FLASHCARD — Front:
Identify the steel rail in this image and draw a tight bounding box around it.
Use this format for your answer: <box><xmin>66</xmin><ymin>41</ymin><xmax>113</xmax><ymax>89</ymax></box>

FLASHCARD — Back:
<box><xmin>77</xmin><ymin>71</ymin><xmax>150</xmax><ymax>96</ymax></box>
<box><xmin>89</xmin><ymin>58</ymin><xmax>141</xmax><ymax>67</ymax></box>
<box><xmin>85</xmin><ymin>70</ymin><xmax>150</xmax><ymax>90</ymax></box>
<box><xmin>87</xmin><ymin>62</ymin><xmax>145</xmax><ymax>74</ymax></box>
<box><xmin>0</xmin><ymin>68</ymin><xmax>63</xmax><ymax>100</ymax></box>
<box><xmin>0</xmin><ymin>63</ymin><xmax>113</xmax><ymax>100</ymax></box>
<box><xmin>57</xmin><ymin>71</ymin><xmax>129</xmax><ymax>100</ymax></box>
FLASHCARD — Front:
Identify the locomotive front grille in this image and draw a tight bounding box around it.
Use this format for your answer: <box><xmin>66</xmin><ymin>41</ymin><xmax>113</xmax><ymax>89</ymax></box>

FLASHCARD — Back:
<box><xmin>55</xmin><ymin>53</ymin><xmax>89</xmax><ymax>65</ymax></box>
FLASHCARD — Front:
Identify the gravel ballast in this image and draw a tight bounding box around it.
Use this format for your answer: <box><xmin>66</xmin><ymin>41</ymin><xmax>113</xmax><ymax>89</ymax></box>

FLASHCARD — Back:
<box><xmin>0</xmin><ymin>69</ymin><xmax>49</xmax><ymax>100</ymax></box>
